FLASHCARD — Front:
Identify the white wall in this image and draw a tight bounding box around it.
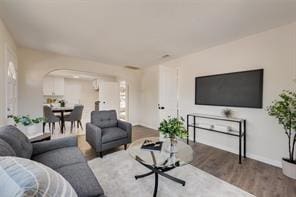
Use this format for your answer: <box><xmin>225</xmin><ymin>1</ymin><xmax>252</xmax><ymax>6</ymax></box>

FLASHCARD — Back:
<box><xmin>141</xmin><ymin>23</ymin><xmax>296</xmax><ymax>167</ymax></box>
<box><xmin>63</xmin><ymin>78</ymin><xmax>99</xmax><ymax>125</ymax></box>
<box><xmin>139</xmin><ymin>65</ymin><xmax>159</xmax><ymax>129</ymax></box>
<box><xmin>0</xmin><ymin>18</ymin><xmax>17</xmax><ymax>125</ymax></box>
<box><xmin>18</xmin><ymin>47</ymin><xmax>142</xmax><ymax>125</ymax></box>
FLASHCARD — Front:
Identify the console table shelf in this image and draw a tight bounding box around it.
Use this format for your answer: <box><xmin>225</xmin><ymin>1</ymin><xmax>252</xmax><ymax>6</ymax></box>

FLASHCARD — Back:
<box><xmin>187</xmin><ymin>113</ymin><xmax>247</xmax><ymax>164</ymax></box>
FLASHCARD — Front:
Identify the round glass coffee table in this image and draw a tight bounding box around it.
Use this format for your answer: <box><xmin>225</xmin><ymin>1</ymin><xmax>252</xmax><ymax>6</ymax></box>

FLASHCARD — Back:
<box><xmin>128</xmin><ymin>137</ymin><xmax>193</xmax><ymax>197</ymax></box>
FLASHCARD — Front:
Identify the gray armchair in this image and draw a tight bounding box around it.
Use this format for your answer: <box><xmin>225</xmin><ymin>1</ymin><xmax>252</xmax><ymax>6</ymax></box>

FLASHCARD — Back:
<box><xmin>86</xmin><ymin>110</ymin><xmax>132</xmax><ymax>157</ymax></box>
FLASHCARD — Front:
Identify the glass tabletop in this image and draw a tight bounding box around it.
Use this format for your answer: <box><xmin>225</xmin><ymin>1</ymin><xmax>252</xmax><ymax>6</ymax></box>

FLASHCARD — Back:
<box><xmin>128</xmin><ymin>137</ymin><xmax>193</xmax><ymax>168</ymax></box>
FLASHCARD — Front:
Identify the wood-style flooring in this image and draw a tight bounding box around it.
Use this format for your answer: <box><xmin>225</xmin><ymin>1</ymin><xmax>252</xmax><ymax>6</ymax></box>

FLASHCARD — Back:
<box><xmin>77</xmin><ymin>126</ymin><xmax>296</xmax><ymax>197</ymax></box>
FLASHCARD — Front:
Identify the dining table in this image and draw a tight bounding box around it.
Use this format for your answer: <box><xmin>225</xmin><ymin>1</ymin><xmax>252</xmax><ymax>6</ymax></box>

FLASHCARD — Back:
<box><xmin>51</xmin><ymin>106</ymin><xmax>74</xmax><ymax>133</ymax></box>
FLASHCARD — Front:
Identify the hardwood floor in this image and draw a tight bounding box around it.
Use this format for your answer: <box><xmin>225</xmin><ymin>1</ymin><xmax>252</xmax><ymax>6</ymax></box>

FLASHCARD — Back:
<box><xmin>77</xmin><ymin>126</ymin><xmax>296</xmax><ymax>197</ymax></box>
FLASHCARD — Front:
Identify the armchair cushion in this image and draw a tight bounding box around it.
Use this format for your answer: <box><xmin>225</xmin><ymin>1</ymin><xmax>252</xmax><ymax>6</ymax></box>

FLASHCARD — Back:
<box><xmin>102</xmin><ymin>127</ymin><xmax>128</xmax><ymax>143</ymax></box>
<box><xmin>0</xmin><ymin>125</ymin><xmax>32</xmax><ymax>159</ymax></box>
<box><xmin>91</xmin><ymin>110</ymin><xmax>118</xmax><ymax>128</ymax></box>
<box><xmin>32</xmin><ymin>136</ymin><xmax>77</xmax><ymax>156</ymax></box>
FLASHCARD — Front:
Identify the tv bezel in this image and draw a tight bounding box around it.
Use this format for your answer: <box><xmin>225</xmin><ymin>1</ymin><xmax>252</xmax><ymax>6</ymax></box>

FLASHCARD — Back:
<box><xmin>195</xmin><ymin>69</ymin><xmax>264</xmax><ymax>108</ymax></box>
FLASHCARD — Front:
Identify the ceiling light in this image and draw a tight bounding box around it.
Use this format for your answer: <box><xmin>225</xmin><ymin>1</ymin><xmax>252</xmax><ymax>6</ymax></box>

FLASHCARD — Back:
<box><xmin>73</xmin><ymin>75</ymin><xmax>80</xmax><ymax>79</ymax></box>
<box><xmin>124</xmin><ymin>65</ymin><xmax>140</xmax><ymax>70</ymax></box>
<box><xmin>162</xmin><ymin>54</ymin><xmax>171</xmax><ymax>59</ymax></box>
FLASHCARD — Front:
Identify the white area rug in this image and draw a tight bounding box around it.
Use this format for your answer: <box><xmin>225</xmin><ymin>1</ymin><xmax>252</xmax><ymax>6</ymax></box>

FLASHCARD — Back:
<box><xmin>88</xmin><ymin>151</ymin><xmax>255</xmax><ymax>197</ymax></box>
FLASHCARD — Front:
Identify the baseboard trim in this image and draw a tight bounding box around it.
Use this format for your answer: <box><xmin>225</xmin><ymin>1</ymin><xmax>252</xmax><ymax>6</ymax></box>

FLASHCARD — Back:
<box><xmin>138</xmin><ymin>123</ymin><xmax>158</xmax><ymax>130</ymax></box>
<box><xmin>194</xmin><ymin>138</ymin><xmax>282</xmax><ymax>168</ymax></box>
<box><xmin>136</xmin><ymin>125</ymin><xmax>282</xmax><ymax>168</ymax></box>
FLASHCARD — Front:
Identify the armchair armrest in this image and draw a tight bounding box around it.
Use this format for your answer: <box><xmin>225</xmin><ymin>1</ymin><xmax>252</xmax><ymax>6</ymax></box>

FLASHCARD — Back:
<box><xmin>86</xmin><ymin>123</ymin><xmax>102</xmax><ymax>152</ymax></box>
<box><xmin>32</xmin><ymin>136</ymin><xmax>77</xmax><ymax>156</ymax></box>
<box><xmin>118</xmin><ymin>120</ymin><xmax>132</xmax><ymax>142</ymax></box>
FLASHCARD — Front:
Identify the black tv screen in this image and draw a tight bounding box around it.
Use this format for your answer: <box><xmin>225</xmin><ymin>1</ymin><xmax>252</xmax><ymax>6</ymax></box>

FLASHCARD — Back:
<box><xmin>195</xmin><ymin>69</ymin><xmax>263</xmax><ymax>108</ymax></box>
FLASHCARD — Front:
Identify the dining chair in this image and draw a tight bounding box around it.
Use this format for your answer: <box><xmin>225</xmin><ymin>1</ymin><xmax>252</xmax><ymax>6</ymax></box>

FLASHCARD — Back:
<box><xmin>64</xmin><ymin>105</ymin><xmax>84</xmax><ymax>132</ymax></box>
<box><xmin>43</xmin><ymin>105</ymin><xmax>61</xmax><ymax>134</ymax></box>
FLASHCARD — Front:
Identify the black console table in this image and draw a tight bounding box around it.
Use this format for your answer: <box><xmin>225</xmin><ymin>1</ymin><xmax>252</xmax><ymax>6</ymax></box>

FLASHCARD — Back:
<box><xmin>187</xmin><ymin>113</ymin><xmax>246</xmax><ymax>164</ymax></box>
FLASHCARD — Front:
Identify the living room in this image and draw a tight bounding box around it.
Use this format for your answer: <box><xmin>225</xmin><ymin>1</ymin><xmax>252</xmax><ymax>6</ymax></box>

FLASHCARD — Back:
<box><xmin>0</xmin><ymin>1</ymin><xmax>296</xmax><ymax>197</ymax></box>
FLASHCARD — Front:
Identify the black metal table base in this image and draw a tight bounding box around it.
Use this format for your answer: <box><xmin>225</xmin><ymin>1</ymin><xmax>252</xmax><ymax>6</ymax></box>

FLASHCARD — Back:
<box><xmin>135</xmin><ymin>154</ymin><xmax>186</xmax><ymax>197</ymax></box>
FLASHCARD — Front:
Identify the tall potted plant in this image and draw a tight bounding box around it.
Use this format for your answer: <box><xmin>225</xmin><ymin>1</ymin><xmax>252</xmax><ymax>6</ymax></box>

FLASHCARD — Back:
<box><xmin>267</xmin><ymin>90</ymin><xmax>296</xmax><ymax>179</ymax></box>
<box><xmin>159</xmin><ymin>117</ymin><xmax>187</xmax><ymax>152</ymax></box>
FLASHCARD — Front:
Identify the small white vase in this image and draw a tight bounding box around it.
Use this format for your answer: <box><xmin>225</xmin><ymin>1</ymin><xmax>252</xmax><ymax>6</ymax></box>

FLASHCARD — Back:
<box><xmin>282</xmin><ymin>159</ymin><xmax>296</xmax><ymax>179</ymax></box>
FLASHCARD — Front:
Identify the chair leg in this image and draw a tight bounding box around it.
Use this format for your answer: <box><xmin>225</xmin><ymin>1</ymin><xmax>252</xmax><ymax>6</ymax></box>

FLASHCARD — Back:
<box><xmin>124</xmin><ymin>144</ymin><xmax>127</xmax><ymax>150</ymax></box>
<box><xmin>51</xmin><ymin>123</ymin><xmax>54</xmax><ymax>134</ymax></box>
<box><xmin>70</xmin><ymin>122</ymin><xmax>73</xmax><ymax>133</ymax></box>
<box><xmin>43</xmin><ymin>123</ymin><xmax>45</xmax><ymax>133</ymax></box>
<box><xmin>49</xmin><ymin>123</ymin><xmax>51</xmax><ymax>132</ymax></box>
<box><xmin>79</xmin><ymin>121</ymin><xmax>83</xmax><ymax>130</ymax></box>
<box><xmin>77</xmin><ymin>121</ymin><xmax>79</xmax><ymax>129</ymax></box>
<box><xmin>97</xmin><ymin>152</ymin><xmax>103</xmax><ymax>158</ymax></box>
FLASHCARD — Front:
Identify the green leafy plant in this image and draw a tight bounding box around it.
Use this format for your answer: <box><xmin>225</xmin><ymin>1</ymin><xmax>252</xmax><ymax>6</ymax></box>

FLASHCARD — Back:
<box><xmin>159</xmin><ymin>117</ymin><xmax>187</xmax><ymax>139</ymax></box>
<box><xmin>8</xmin><ymin>115</ymin><xmax>44</xmax><ymax>127</ymax></box>
<box><xmin>267</xmin><ymin>90</ymin><xmax>296</xmax><ymax>163</ymax></box>
<box><xmin>59</xmin><ymin>100</ymin><xmax>65</xmax><ymax>107</ymax></box>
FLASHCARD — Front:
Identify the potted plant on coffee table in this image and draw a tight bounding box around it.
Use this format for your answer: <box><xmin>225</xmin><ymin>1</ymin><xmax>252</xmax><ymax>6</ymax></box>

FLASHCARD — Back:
<box><xmin>159</xmin><ymin>116</ymin><xmax>187</xmax><ymax>152</ymax></box>
<box><xmin>267</xmin><ymin>90</ymin><xmax>296</xmax><ymax>179</ymax></box>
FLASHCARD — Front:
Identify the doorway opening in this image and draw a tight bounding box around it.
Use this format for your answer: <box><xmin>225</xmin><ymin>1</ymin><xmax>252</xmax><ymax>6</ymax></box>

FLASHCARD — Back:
<box><xmin>42</xmin><ymin>69</ymin><xmax>123</xmax><ymax>137</ymax></box>
<box><xmin>119</xmin><ymin>81</ymin><xmax>129</xmax><ymax>121</ymax></box>
<box><xmin>6</xmin><ymin>47</ymin><xmax>18</xmax><ymax>122</ymax></box>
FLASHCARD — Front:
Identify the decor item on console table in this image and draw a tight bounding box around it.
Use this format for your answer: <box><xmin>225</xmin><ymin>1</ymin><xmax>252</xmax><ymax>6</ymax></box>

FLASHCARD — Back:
<box><xmin>8</xmin><ymin>115</ymin><xmax>44</xmax><ymax>137</ymax></box>
<box><xmin>159</xmin><ymin>117</ymin><xmax>187</xmax><ymax>152</ymax></box>
<box><xmin>187</xmin><ymin>113</ymin><xmax>246</xmax><ymax>164</ymax></box>
<box><xmin>267</xmin><ymin>90</ymin><xmax>296</xmax><ymax>179</ymax></box>
<box><xmin>222</xmin><ymin>108</ymin><xmax>233</xmax><ymax>118</ymax></box>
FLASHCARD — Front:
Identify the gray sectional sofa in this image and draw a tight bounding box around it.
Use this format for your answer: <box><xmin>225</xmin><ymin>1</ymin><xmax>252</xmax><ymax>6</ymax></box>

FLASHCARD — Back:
<box><xmin>0</xmin><ymin>125</ymin><xmax>104</xmax><ymax>197</ymax></box>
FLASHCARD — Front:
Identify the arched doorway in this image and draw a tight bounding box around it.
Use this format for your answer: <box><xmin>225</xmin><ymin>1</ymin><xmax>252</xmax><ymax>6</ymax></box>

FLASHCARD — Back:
<box><xmin>42</xmin><ymin>69</ymin><xmax>128</xmax><ymax>136</ymax></box>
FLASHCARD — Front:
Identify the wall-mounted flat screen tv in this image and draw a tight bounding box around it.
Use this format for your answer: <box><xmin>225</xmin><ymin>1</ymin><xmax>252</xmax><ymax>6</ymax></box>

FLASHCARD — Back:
<box><xmin>195</xmin><ymin>69</ymin><xmax>263</xmax><ymax>108</ymax></box>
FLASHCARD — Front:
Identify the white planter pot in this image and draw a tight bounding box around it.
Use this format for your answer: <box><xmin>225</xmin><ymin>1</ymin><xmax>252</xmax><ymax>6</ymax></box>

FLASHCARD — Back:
<box><xmin>282</xmin><ymin>159</ymin><xmax>296</xmax><ymax>179</ymax></box>
<box><xmin>17</xmin><ymin>124</ymin><xmax>43</xmax><ymax>138</ymax></box>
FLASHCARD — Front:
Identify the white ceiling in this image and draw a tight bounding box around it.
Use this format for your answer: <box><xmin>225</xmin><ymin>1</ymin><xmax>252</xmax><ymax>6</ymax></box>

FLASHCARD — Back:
<box><xmin>1</xmin><ymin>0</ymin><xmax>296</xmax><ymax>67</ymax></box>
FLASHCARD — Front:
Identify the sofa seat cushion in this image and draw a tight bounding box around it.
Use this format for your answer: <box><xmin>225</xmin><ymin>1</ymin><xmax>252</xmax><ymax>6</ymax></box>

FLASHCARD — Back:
<box><xmin>56</xmin><ymin>162</ymin><xmax>104</xmax><ymax>197</ymax></box>
<box><xmin>102</xmin><ymin>127</ymin><xmax>128</xmax><ymax>143</ymax></box>
<box><xmin>32</xmin><ymin>147</ymin><xmax>85</xmax><ymax>170</ymax></box>
<box><xmin>0</xmin><ymin>125</ymin><xmax>32</xmax><ymax>159</ymax></box>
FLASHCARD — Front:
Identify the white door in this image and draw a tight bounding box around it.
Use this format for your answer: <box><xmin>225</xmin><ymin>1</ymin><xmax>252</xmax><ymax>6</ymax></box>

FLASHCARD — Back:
<box><xmin>5</xmin><ymin>46</ymin><xmax>18</xmax><ymax>121</ymax></box>
<box><xmin>99</xmin><ymin>81</ymin><xmax>120</xmax><ymax>114</ymax></box>
<box><xmin>158</xmin><ymin>65</ymin><xmax>178</xmax><ymax>123</ymax></box>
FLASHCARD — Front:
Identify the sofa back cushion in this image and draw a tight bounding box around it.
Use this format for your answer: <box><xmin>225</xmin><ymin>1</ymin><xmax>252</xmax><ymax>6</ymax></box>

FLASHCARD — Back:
<box><xmin>91</xmin><ymin>110</ymin><xmax>118</xmax><ymax>128</ymax></box>
<box><xmin>0</xmin><ymin>138</ymin><xmax>16</xmax><ymax>156</ymax></box>
<box><xmin>0</xmin><ymin>125</ymin><xmax>33</xmax><ymax>159</ymax></box>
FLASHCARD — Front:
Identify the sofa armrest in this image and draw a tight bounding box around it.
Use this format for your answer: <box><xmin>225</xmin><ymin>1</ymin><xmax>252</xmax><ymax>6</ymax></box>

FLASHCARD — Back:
<box><xmin>118</xmin><ymin>120</ymin><xmax>132</xmax><ymax>142</ymax></box>
<box><xmin>86</xmin><ymin>123</ymin><xmax>102</xmax><ymax>152</ymax></box>
<box><xmin>32</xmin><ymin>136</ymin><xmax>77</xmax><ymax>156</ymax></box>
